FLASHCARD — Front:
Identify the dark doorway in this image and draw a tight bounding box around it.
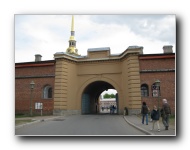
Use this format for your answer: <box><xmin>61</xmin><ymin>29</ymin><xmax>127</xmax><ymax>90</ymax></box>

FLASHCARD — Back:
<box><xmin>81</xmin><ymin>81</ymin><xmax>118</xmax><ymax>114</ymax></box>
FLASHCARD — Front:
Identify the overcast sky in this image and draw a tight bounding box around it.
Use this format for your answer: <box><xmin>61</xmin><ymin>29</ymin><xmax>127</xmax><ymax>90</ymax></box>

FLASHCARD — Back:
<box><xmin>15</xmin><ymin>14</ymin><xmax>175</xmax><ymax>63</ymax></box>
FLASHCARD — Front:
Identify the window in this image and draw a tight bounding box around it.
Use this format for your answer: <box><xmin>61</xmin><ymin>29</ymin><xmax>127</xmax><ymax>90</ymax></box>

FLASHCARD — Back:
<box><xmin>70</xmin><ymin>41</ymin><xmax>75</xmax><ymax>46</ymax></box>
<box><xmin>43</xmin><ymin>85</ymin><xmax>52</xmax><ymax>99</ymax></box>
<box><xmin>141</xmin><ymin>84</ymin><xmax>149</xmax><ymax>97</ymax></box>
<box><xmin>152</xmin><ymin>83</ymin><xmax>160</xmax><ymax>97</ymax></box>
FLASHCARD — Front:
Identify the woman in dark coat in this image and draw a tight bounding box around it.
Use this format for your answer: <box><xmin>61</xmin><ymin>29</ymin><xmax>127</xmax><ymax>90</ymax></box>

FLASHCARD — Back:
<box><xmin>151</xmin><ymin>105</ymin><xmax>160</xmax><ymax>132</ymax></box>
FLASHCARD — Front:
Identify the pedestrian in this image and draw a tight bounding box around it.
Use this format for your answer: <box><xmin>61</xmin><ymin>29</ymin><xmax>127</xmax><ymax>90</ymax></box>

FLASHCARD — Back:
<box><xmin>141</xmin><ymin>102</ymin><xmax>149</xmax><ymax>125</ymax></box>
<box><xmin>160</xmin><ymin>99</ymin><xmax>171</xmax><ymax>130</ymax></box>
<box><xmin>112</xmin><ymin>105</ymin><xmax>115</xmax><ymax>114</ymax></box>
<box><xmin>103</xmin><ymin>107</ymin><xmax>104</xmax><ymax>111</ymax></box>
<box><xmin>110</xmin><ymin>105</ymin><xmax>112</xmax><ymax>114</ymax></box>
<box><xmin>150</xmin><ymin>105</ymin><xmax>160</xmax><ymax>132</ymax></box>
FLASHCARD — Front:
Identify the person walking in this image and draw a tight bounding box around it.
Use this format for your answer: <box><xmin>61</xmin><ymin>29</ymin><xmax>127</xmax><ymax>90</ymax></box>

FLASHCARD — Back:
<box><xmin>160</xmin><ymin>99</ymin><xmax>171</xmax><ymax>130</ymax></box>
<box><xmin>110</xmin><ymin>105</ymin><xmax>113</xmax><ymax>114</ymax></box>
<box><xmin>112</xmin><ymin>105</ymin><xmax>115</xmax><ymax>114</ymax></box>
<box><xmin>141</xmin><ymin>102</ymin><xmax>149</xmax><ymax>125</ymax></box>
<box><xmin>151</xmin><ymin>105</ymin><xmax>160</xmax><ymax>132</ymax></box>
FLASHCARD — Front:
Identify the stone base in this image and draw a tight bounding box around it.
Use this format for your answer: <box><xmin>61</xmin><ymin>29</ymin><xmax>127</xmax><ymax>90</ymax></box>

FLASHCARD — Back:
<box><xmin>128</xmin><ymin>109</ymin><xmax>141</xmax><ymax>115</ymax></box>
<box><xmin>117</xmin><ymin>109</ymin><xmax>124</xmax><ymax>115</ymax></box>
<box><xmin>53</xmin><ymin>109</ymin><xmax>81</xmax><ymax>116</ymax></box>
<box><xmin>53</xmin><ymin>109</ymin><xmax>141</xmax><ymax>116</ymax></box>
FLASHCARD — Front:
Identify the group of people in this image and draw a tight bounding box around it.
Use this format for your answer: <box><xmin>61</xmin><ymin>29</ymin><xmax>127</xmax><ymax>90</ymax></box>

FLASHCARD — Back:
<box><xmin>110</xmin><ymin>105</ymin><xmax>116</xmax><ymax>114</ymax></box>
<box><xmin>141</xmin><ymin>99</ymin><xmax>171</xmax><ymax>132</ymax></box>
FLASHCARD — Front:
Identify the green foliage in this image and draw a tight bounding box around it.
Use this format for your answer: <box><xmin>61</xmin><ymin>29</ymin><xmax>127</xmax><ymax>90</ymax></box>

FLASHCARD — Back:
<box><xmin>103</xmin><ymin>93</ymin><xmax>116</xmax><ymax>99</ymax></box>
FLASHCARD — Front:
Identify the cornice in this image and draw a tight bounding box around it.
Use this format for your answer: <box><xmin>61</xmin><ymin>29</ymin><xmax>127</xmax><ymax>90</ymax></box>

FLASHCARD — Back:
<box><xmin>140</xmin><ymin>69</ymin><xmax>175</xmax><ymax>73</ymax></box>
<box><xmin>15</xmin><ymin>74</ymin><xmax>55</xmax><ymax>79</ymax></box>
<box><xmin>139</xmin><ymin>53</ymin><xmax>175</xmax><ymax>60</ymax></box>
<box><xmin>15</xmin><ymin>60</ymin><xmax>55</xmax><ymax>68</ymax></box>
<box><xmin>54</xmin><ymin>47</ymin><xmax>143</xmax><ymax>64</ymax></box>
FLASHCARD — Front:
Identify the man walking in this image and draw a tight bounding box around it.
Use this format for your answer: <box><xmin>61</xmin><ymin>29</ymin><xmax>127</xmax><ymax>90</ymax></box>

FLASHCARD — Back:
<box><xmin>160</xmin><ymin>99</ymin><xmax>171</xmax><ymax>130</ymax></box>
<box><xmin>141</xmin><ymin>102</ymin><xmax>149</xmax><ymax>125</ymax></box>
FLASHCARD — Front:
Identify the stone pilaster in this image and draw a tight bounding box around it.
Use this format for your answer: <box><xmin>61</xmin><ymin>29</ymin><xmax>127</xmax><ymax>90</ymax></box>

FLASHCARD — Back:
<box><xmin>54</xmin><ymin>60</ymin><xmax>68</xmax><ymax>112</ymax></box>
<box><xmin>127</xmin><ymin>54</ymin><xmax>141</xmax><ymax>114</ymax></box>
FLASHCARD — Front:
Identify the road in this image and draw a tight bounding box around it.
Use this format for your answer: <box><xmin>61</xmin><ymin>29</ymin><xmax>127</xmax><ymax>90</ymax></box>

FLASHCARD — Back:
<box><xmin>15</xmin><ymin>115</ymin><xmax>146</xmax><ymax>136</ymax></box>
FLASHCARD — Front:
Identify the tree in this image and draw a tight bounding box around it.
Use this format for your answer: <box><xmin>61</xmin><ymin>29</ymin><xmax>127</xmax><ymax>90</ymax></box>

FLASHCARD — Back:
<box><xmin>103</xmin><ymin>93</ymin><xmax>110</xmax><ymax>99</ymax></box>
<box><xmin>103</xmin><ymin>93</ymin><xmax>116</xmax><ymax>99</ymax></box>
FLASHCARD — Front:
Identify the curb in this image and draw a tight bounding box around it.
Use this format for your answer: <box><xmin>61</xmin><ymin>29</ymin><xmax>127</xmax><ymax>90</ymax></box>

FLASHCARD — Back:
<box><xmin>123</xmin><ymin>116</ymin><xmax>154</xmax><ymax>135</ymax></box>
<box><xmin>15</xmin><ymin>116</ymin><xmax>61</xmax><ymax>129</ymax></box>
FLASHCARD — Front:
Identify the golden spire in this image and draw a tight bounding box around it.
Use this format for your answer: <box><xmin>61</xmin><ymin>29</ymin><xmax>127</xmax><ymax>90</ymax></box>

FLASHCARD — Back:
<box><xmin>71</xmin><ymin>15</ymin><xmax>74</xmax><ymax>31</ymax></box>
<box><xmin>66</xmin><ymin>15</ymin><xmax>79</xmax><ymax>55</ymax></box>
<box><xmin>70</xmin><ymin>15</ymin><xmax>75</xmax><ymax>40</ymax></box>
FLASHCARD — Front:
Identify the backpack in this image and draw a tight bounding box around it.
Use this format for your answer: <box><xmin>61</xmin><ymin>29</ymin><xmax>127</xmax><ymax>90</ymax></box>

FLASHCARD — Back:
<box><xmin>142</xmin><ymin>105</ymin><xmax>148</xmax><ymax>114</ymax></box>
<box><xmin>164</xmin><ymin>104</ymin><xmax>171</xmax><ymax>114</ymax></box>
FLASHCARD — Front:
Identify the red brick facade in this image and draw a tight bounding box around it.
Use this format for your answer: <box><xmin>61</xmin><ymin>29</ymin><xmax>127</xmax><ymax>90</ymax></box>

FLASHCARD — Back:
<box><xmin>15</xmin><ymin>60</ymin><xmax>55</xmax><ymax>115</ymax></box>
<box><xmin>139</xmin><ymin>53</ymin><xmax>175</xmax><ymax>114</ymax></box>
<box><xmin>15</xmin><ymin>53</ymin><xmax>175</xmax><ymax>115</ymax></box>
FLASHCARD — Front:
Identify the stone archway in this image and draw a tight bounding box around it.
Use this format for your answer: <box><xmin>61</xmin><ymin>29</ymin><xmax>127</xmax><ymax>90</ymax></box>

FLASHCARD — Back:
<box><xmin>76</xmin><ymin>77</ymin><xmax>123</xmax><ymax>114</ymax></box>
<box><xmin>81</xmin><ymin>81</ymin><xmax>116</xmax><ymax>114</ymax></box>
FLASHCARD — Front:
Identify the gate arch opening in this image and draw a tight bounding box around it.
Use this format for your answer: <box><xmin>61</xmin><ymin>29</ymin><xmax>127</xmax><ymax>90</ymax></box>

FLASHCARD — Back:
<box><xmin>81</xmin><ymin>81</ymin><xmax>118</xmax><ymax>114</ymax></box>
<box><xmin>99</xmin><ymin>89</ymin><xmax>117</xmax><ymax>114</ymax></box>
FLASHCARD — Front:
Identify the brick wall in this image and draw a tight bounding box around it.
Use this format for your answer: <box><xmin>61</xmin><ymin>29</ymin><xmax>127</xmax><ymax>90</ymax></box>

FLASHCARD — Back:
<box><xmin>139</xmin><ymin>54</ymin><xmax>175</xmax><ymax>114</ymax></box>
<box><xmin>15</xmin><ymin>61</ymin><xmax>55</xmax><ymax>115</ymax></box>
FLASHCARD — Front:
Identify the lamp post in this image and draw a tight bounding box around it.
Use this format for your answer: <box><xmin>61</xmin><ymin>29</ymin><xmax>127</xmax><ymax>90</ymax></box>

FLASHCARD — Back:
<box><xmin>30</xmin><ymin>81</ymin><xmax>35</xmax><ymax>116</ymax></box>
<box><xmin>155</xmin><ymin>79</ymin><xmax>160</xmax><ymax>110</ymax></box>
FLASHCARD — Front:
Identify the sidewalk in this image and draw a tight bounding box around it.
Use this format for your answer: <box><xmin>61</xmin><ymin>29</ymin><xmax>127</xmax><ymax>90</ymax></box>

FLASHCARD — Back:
<box><xmin>124</xmin><ymin>115</ymin><xmax>176</xmax><ymax>136</ymax></box>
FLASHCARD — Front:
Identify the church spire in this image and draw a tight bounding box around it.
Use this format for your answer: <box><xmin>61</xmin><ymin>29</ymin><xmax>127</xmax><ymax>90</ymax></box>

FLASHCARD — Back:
<box><xmin>66</xmin><ymin>15</ymin><xmax>79</xmax><ymax>55</ymax></box>
<box><xmin>71</xmin><ymin>15</ymin><xmax>74</xmax><ymax>32</ymax></box>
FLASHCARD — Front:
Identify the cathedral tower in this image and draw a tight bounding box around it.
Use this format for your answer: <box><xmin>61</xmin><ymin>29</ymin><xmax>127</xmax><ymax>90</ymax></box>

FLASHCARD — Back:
<box><xmin>66</xmin><ymin>15</ymin><xmax>79</xmax><ymax>55</ymax></box>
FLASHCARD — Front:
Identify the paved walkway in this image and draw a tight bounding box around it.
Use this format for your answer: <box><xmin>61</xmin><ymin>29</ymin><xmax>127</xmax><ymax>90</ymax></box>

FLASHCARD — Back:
<box><xmin>124</xmin><ymin>115</ymin><xmax>175</xmax><ymax>136</ymax></box>
<box><xmin>15</xmin><ymin>115</ymin><xmax>175</xmax><ymax>136</ymax></box>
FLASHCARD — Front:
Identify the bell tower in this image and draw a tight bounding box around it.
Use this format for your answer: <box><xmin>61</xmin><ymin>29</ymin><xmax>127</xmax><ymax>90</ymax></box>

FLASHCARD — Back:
<box><xmin>66</xmin><ymin>15</ymin><xmax>79</xmax><ymax>55</ymax></box>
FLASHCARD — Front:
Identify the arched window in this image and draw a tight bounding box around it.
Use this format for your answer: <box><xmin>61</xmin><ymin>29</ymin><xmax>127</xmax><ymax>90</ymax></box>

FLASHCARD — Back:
<box><xmin>152</xmin><ymin>83</ymin><xmax>160</xmax><ymax>97</ymax></box>
<box><xmin>43</xmin><ymin>85</ymin><xmax>52</xmax><ymax>99</ymax></box>
<box><xmin>141</xmin><ymin>84</ymin><xmax>149</xmax><ymax>97</ymax></box>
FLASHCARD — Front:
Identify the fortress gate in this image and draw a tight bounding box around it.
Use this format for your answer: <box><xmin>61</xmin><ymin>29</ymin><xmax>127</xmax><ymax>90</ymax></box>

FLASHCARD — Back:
<box><xmin>53</xmin><ymin>47</ymin><xmax>143</xmax><ymax>115</ymax></box>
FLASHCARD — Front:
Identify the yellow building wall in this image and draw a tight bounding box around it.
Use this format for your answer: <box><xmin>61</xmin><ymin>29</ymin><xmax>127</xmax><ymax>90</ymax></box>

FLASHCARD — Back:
<box><xmin>53</xmin><ymin>48</ymin><xmax>142</xmax><ymax>115</ymax></box>
<box><xmin>126</xmin><ymin>54</ymin><xmax>141</xmax><ymax>113</ymax></box>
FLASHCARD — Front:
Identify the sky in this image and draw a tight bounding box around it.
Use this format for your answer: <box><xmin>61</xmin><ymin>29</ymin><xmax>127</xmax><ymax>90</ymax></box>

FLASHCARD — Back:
<box><xmin>15</xmin><ymin>14</ymin><xmax>176</xmax><ymax>63</ymax></box>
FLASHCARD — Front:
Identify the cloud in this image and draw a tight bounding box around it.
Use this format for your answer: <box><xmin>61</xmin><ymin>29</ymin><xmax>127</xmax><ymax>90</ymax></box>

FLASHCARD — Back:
<box><xmin>15</xmin><ymin>15</ymin><xmax>175</xmax><ymax>62</ymax></box>
<box><xmin>90</xmin><ymin>15</ymin><xmax>175</xmax><ymax>43</ymax></box>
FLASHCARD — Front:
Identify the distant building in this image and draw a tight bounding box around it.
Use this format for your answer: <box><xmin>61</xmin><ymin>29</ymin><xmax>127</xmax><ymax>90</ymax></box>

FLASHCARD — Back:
<box><xmin>99</xmin><ymin>98</ymin><xmax>116</xmax><ymax>109</ymax></box>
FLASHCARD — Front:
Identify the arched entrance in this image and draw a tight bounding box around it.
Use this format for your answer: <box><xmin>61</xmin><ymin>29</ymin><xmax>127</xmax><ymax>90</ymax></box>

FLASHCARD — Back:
<box><xmin>81</xmin><ymin>81</ymin><xmax>119</xmax><ymax>114</ymax></box>
<box><xmin>54</xmin><ymin>46</ymin><xmax>142</xmax><ymax>116</ymax></box>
